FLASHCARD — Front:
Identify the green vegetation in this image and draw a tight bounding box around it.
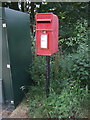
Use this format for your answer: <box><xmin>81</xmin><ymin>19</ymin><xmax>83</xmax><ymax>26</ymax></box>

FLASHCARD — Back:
<box><xmin>27</xmin><ymin>2</ymin><xmax>90</xmax><ymax>118</ymax></box>
<box><xmin>2</xmin><ymin>2</ymin><xmax>90</xmax><ymax>118</ymax></box>
<box><xmin>25</xmin><ymin>85</ymin><xmax>89</xmax><ymax>118</ymax></box>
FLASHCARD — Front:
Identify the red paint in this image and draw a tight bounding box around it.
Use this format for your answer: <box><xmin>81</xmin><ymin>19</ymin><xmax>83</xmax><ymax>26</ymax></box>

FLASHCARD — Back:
<box><xmin>36</xmin><ymin>13</ymin><xmax>59</xmax><ymax>56</ymax></box>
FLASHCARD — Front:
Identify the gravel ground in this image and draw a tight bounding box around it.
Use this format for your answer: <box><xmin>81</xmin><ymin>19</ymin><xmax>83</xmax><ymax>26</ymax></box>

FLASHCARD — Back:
<box><xmin>0</xmin><ymin>103</ymin><xmax>29</xmax><ymax>119</ymax></box>
<box><xmin>0</xmin><ymin>104</ymin><xmax>14</xmax><ymax>119</ymax></box>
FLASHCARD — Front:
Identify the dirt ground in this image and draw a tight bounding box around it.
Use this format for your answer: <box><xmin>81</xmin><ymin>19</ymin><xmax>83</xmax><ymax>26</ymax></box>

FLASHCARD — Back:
<box><xmin>0</xmin><ymin>104</ymin><xmax>29</xmax><ymax>119</ymax></box>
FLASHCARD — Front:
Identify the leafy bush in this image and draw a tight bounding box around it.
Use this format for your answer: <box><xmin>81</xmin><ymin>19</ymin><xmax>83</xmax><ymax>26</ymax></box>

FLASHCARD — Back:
<box><xmin>26</xmin><ymin>84</ymin><xmax>89</xmax><ymax>118</ymax></box>
<box><xmin>29</xmin><ymin>56</ymin><xmax>46</xmax><ymax>86</ymax></box>
<box><xmin>27</xmin><ymin>48</ymin><xmax>90</xmax><ymax>118</ymax></box>
<box><xmin>27</xmin><ymin>8</ymin><xmax>89</xmax><ymax>119</ymax></box>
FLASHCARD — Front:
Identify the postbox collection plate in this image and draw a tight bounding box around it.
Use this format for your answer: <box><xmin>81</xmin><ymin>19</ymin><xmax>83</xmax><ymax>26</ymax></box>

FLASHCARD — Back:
<box><xmin>41</xmin><ymin>34</ymin><xmax>48</xmax><ymax>49</ymax></box>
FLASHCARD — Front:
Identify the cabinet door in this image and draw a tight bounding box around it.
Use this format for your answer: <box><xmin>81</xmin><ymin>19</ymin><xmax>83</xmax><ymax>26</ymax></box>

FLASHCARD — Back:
<box><xmin>2</xmin><ymin>19</ymin><xmax>14</xmax><ymax>104</ymax></box>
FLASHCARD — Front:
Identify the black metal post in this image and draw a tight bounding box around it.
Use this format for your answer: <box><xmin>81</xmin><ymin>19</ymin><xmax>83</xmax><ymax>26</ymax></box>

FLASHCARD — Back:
<box><xmin>46</xmin><ymin>56</ymin><xmax>50</xmax><ymax>98</ymax></box>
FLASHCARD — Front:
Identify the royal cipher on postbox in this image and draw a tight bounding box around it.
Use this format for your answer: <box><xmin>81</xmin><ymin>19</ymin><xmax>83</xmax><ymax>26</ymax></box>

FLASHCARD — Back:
<box><xmin>35</xmin><ymin>13</ymin><xmax>59</xmax><ymax>56</ymax></box>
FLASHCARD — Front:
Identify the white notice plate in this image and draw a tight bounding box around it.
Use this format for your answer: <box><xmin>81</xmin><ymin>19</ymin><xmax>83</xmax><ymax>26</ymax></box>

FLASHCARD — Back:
<box><xmin>41</xmin><ymin>34</ymin><xmax>47</xmax><ymax>48</ymax></box>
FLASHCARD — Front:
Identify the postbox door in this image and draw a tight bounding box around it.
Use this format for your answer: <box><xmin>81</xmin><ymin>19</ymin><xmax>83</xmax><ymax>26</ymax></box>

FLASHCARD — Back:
<box><xmin>36</xmin><ymin>30</ymin><xmax>53</xmax><ymax>55</ymax></box>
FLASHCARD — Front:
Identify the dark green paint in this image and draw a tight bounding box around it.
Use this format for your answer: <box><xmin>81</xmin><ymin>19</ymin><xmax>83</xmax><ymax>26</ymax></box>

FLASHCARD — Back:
<box><xmin>0</xmin><ymin>6</ymin><xmax>3</xmax><ymax>103</ymax></box>
<box><xmin>1</xmin><ymin>7</ymin><xmax>32</xmax><ymax>107</ymax></box>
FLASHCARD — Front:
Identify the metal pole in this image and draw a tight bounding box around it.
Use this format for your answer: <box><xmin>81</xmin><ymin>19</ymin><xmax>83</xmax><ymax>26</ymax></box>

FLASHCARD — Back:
<box><xmin>46</xmin><ymin>56</ymin><xmax>50</xmax><ymax>98</ymax></box>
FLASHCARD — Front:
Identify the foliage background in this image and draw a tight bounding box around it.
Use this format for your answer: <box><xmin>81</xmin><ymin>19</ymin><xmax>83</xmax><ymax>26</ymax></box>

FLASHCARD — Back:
<box><xmin>2</xmin><ymin>2</ymin><xmax>90</xmax><ymax>118</ymax></box>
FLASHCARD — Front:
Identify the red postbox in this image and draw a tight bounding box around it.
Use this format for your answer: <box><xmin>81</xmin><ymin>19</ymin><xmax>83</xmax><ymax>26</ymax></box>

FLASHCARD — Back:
<box><xmin>35</xmin><ymin>13</ymin><xmax>59</xmax><ymax>56</ymax></box>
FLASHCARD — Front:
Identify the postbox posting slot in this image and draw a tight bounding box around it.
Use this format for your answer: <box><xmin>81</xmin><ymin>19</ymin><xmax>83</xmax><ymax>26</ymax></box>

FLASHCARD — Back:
<box><xmin>37</xmin><ymin>19</ymin><xmax>51</xmax><ymax>23</ymax></box>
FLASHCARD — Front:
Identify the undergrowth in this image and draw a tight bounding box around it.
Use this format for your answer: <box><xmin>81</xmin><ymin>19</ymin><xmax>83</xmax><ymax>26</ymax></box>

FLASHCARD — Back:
<box><xmin>25</xmin><ymin>84</ymin><xmax>90</xmax><ymax>118</ymax></box>
<box><xmin>25</xmin><ymin>17</ymin><xmax>90</xmax><ymax>118</ymax></box>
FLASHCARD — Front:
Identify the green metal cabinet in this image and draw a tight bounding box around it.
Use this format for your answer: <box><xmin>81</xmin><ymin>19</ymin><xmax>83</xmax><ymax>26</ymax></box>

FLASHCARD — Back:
<box><xmin>0</xmin><ymin>6</ymin><xmax>3</xmax><ymax>104</ymax></box>
<box><xmin>0</xmin><ymin>7</ymin><xmax>32</xmax><ymax>107</ymax></box>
